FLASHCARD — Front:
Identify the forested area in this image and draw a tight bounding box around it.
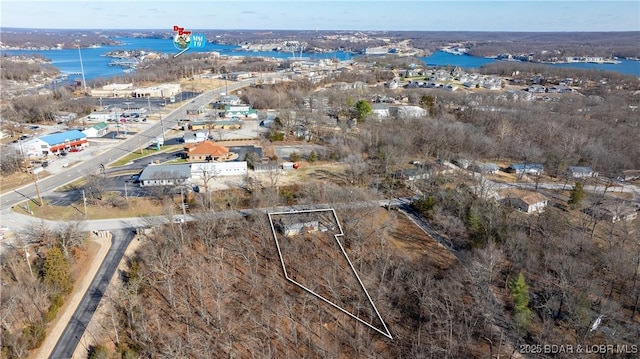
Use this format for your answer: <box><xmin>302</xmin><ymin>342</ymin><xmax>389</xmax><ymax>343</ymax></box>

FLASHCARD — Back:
<box><xmin>0</xmin><ymin>57</ymin><xmax>59</xmax><ymax>82</ymax></box>
<box><xmin>1</xmin><ymin>222</ymin><xmax>86</xmax><ymax>358</ymax></box>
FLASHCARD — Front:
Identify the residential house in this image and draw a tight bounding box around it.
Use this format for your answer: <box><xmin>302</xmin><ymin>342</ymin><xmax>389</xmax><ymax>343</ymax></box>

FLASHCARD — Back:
<box><xmin>184</xmin><ymin>140</ymin><xmax>231</xmax><ymax>162</ymax></box>
<box><xmin>502</xmin><ymin>191</ymin><xmax>548</xmax><ymax>214</ymax></box>
<box><xmin>53</xmin><ymin>112</ymin><xmax>78</xmax><ymax>123</ymax></box>
<box><xmin>182</xmin><ymin>130</ymin><xmax>208</xmax><ymax>144</ymax></box>
<box><xmin>617</xmin><ymin>170</ymin><xmax>640</xmax><ymax>182</ymax></box>
<box><xmin>223</xmin><ymin>105</ymin><xmax>258</xmax><ymax>120</ymax></box>
<box><xmin>138</xmin><ymin>163</ymin><xmax>192</xmax><ymax>187</ymax></box>
<box><xmin>507</xmin><ymin>163</ymin><xmax>544</xmax><ymax>175</ymax></box>
<box><xmin>584</xmin><ymin>200</ymin><xmax>638</xmax><ymax>223</ymax></box>
<box><xmin>218</xmin><ymin>95</ymin><xmax>242</xmax><ymax>106</ymax></box>
<box><xmin>526</xmin><ymin>85</ymin><xmax>547</xmax><ymax>93</ymax></box>
<box><xmin>225</xmin><ymin>72</ymin><xmax>253</xmax><ymax>81</ymax></box>
<box><xmin>277</xmin><ymin>219</ymin><xmax>320</xmax><ymax>237</ymax></box>
<box><xmin>82</xmin><ymin>122</ymin><xmax>109</xmax><ymax>138</ymax></box>
<box><xmin>548</xmin><ymin>85</ymin><xmax>573</xmax><ymax>94</ymax></box>
<box><xmin>389</xmin><ymin>105</ymin><xmax>427</xmax><ymax>119</ymax></box>
<box><xmin>452</xmin><ymin>158</ymin><xmax>470</xmax><ymax>169</ymax></box>
<box><xmin>371</xmin><ymin>103</ymin><xmax>390</xmax><ymax>119</ymax></box>
<box><xmin>470</xmin><ymin>163</ymin><xmax>500</xmax><ymax>174</ymax></box>
<box><xmin>566</xmin><ymin>166</ymin><xmax>598</xmax><ymax>179</ymax></box>
<box><xmin>397</xmin><ymin>167</ymin><xmax>430</xmax><ymax>181</ymax></box>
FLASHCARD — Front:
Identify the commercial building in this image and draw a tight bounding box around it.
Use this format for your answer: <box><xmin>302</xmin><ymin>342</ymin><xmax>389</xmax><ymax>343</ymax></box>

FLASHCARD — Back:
<box><xmin>21</xmin><ymin>130</ymin><xmax>88</xmax><ymax>157</ymax></box>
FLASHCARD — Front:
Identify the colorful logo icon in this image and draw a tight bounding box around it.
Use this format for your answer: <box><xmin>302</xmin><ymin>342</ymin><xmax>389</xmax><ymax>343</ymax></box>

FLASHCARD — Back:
<box><xmin>172</xmin><ymin>25</ymin><xmax>206</xmax><ymax>57</ymax></box>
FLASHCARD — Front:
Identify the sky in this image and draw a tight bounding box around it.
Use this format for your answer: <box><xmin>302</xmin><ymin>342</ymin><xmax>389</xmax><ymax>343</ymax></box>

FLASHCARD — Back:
<box><xmin>1</xmin><ymin>0</ymin><xmax>639</xmax><ymax>32</ymax></box>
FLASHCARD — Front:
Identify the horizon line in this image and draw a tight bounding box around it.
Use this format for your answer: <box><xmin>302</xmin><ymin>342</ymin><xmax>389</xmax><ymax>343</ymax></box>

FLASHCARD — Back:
<box><xmin>2</xmin><ymin>27</ymin><xmax>640</xmax><ymax>33</ymax></box>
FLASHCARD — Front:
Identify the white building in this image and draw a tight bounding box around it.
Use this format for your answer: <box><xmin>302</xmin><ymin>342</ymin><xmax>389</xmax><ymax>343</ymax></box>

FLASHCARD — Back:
<box><xmin>190</xmin><ymin>161</ymin><xmax>248</xmax><ymax>181</ymax></box>
<box><xmin>133</xmin><ymin>83</ymin><xmax>181</xmax><ymax>98</ymax></box>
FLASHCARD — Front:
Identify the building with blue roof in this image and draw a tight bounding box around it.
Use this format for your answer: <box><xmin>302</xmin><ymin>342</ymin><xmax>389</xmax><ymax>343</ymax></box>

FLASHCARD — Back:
<box><xmin>21</xmin><ymin>130</ymin><xmax>88</xmax><ymax>157</ymax></box>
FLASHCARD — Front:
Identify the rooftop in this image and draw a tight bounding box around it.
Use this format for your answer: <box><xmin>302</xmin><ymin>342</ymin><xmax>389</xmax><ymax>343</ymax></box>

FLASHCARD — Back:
<box><xmin>40</xmin><ymin>130</ymin><xmax>86</xmax><ymax>145</ymax></box>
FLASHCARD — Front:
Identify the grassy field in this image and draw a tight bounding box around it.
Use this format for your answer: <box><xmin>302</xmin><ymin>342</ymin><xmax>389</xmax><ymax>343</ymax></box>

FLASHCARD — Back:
<box><xmin>15</xmin><ymin>196</ymin><xmax>166</xmax><ymax>220</ymax></box>
<box><xmin>110</xmin><ymin>145</ymin><xmax>183</xmax><ymax>167</ymax></box>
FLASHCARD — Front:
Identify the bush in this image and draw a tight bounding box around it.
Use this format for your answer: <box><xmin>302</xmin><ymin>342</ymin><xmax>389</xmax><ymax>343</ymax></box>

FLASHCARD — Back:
<box><xmin>289</xmin><ymin>151</ymin><xmax>301</xmax><ymax>162</ymax></box>
<box><xmin>22</xmin><ymin>322</ymin><xmax>46</xmax><ymax>350</ymax></box>
<box><xmin>88</xmin><ymin>344</ymin><xmax>111</xmax><ymax>359</ymax></box>
<box><xmin>308</xmin><ymin>151</ymin><xmax>318</xmax><ymax>163</ymax></box>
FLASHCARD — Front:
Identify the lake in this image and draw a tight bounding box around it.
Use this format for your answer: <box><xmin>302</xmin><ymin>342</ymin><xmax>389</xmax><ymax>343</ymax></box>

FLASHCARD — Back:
<box><xmin>3</xmin><ymin>38</ymin><xmax>639</xmax><ymax>81</ymax></box>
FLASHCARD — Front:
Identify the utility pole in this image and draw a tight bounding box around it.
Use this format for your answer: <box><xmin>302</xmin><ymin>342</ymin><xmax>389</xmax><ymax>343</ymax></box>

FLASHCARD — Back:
<box><xmin>82</xmin><ymin>189</ymin><xmax>87</xmax><ymax>218</ymax></box>
<box><xmin>160</xmin><ymin>112</ymin><xmax>166</xmax><ymax>142</ymax></box>
<box><xmin>31</xmin><ymin>171</ymin><xmax>43</xmax><ymax>207</ymax></box>
<box><xmin>77</xmin><ymin>41</ymin><xmax>87</xmax><ymax>95</ymax></box>
<box><xmin>24</xmin><ymin>246</ymin><xmax>33</xmax><ymax>277</ymax></box>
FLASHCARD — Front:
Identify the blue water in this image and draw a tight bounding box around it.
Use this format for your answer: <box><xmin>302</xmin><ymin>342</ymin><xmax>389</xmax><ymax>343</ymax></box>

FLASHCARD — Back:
<box><xmin>2</xmin><ymin>37</ymin><xmax>353</xmax><ymax>81</ymax></box>
<box><xmin>421</xmin><ymin>51</ymin><xmax>640</xmax><ymax>76</ymax></box>
<box><xmin>3</xmin><ymin>38</ymin><xmax>638</xmax><ymax>81</ymax></box>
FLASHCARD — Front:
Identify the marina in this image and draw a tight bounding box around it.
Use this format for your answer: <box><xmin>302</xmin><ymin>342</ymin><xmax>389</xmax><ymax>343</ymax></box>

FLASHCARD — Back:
<box><xmin>2</xmin><ymin>38</ymin><xmax>638</xmax><ymax>82</ymax></box>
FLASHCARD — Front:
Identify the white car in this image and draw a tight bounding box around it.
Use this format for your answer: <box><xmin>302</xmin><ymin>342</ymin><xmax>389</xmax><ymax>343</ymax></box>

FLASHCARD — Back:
<box><xmin>172</xmin><ymin>216</ymin><xmax>185</xmax><ymax>224</ymax></box>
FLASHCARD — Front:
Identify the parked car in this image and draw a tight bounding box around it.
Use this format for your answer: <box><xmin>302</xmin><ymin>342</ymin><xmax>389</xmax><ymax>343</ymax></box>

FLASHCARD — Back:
<box><xmin>173</xmin><ymin>216</ymin><xmax>185</xmax><ymax>224</ymax></box>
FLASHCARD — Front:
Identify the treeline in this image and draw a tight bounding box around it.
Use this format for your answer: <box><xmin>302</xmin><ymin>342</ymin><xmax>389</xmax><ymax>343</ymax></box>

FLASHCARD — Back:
<box><xmin>0</xmin><ymin>58</ymin><xmax>59</xmax><ymax>82</ymax></box>
<box><xmin>1</xmin><ymin>29</ymin><xmax>120</xmax><ymax>49</ymax></box>
<box><xmin>1</xmin><ymin>222</ymin><xmax>85</xmax><ymax>358</ymax></box>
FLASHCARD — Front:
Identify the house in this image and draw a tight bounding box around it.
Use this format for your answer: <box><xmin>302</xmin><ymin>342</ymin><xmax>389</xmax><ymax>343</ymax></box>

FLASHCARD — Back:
<box><xmin>526</xmin><ymin>85</ymin><xmax>547</xmax><ymax>93</ymax></box>
<box><xmin>225</xmin><ymin>71</ymin><xmax>253</xmax><ymax>81</ymax></box>
<box><xmin>138</xmin><ymin>164</ymin><xmax>192</xmax><ymax>187</ymax></box>
<box><xmin>389</xmin><ymin>105</ymin><xmax>427</xmax><ymax>119</ymax></box>
<box><xmin>502</xmin><ymin>191</ymin><xmax>548</xmax><ymax>214</ymax></box>
<box><xmin>182</xmin><ymin>130</ymin><xmax>208</xmax><ymax>144</ymax></box>
<box><xmin>372</xmin><ymin>103</ymin><xmax>390</xmax><ymax>119</ymax></box>
<box><xmin>276</xmin><ymin>219</ymin><xmax>319</xmax><ymax>237</ymax></box>
<box><xmin>22</xmin><ymin>130</ymin><xmax>88</xmax><ymax>157</ymax></box>
<box><xmin>183</xmin><ymin>140</ymin><xmax>231</xmax><ymax>162</ymax></box>
<box><xmin>584</xmin><ymin>200</ymin><xmax>638</xmax><ymax>223</ymax></box>
<box><xmin>218</xmin><ymin>95</ymin><xmax>242</xmax><ymax>106</ymax></box>
<box><xmin>507</xmin><ymin>163</ymin><xmax>544</xmax><ymax>175</ymax></box>
<box><xmin>470</xmin><ymin>163</ymin><xmax>500</xmax><ymax>174</ymax></box>
<box><xmin>617</xmin><ymin>170</ymin><xmax>640</xmax><ymax>182</ymax></box>
<box><xmin>88</xmin><ymin>111</ymin><xmax>118</xmax><ymax>121</ymax></box>
<box><xmin>548</xmin><ymin>85</ymin><xmax>573</xmax><ymax>94</ymax></box>
<box><xmin>53</xmin><ymin>112</ymin><xmax>78</xmax><ymax>123</ymax></box>
<box><xmin>452</xmin><ymin>159</ymin><xmax>470</xmax><ymax>169</ymax></box>
<box><xmin>223</xmin><ymin>105</ymin><xmax>258</xmax><ymax>119</ymax></box>
<box><xmin>397</xmin><ymin>167</ymin><xmax>429</xmax><ymax>181</ymax></box>
<box><xmin>566</xmin><ymin>166</ymin><xmax>598</xmax><ymax>179</ymax></box>
<box><xmin>82</xmin><ymin>122</ymin><xmax>109</xmax><ymax>138</ymax></box>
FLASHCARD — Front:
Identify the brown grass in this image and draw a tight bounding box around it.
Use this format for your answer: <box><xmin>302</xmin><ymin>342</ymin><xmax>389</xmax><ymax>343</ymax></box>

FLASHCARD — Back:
<box><xmin>15</xmin><ymin>197</ymin><xmax>165</xmax><ymax>220</ymax></box>
<box><xmin>387</xmin><ymin>212</ymin><xmax>457</xmax><ymax>270</ymax></box>
<box><xmin>1</xmin><ymin>171</ymin><xmax>51</xmax><ymax>194</ymax></box>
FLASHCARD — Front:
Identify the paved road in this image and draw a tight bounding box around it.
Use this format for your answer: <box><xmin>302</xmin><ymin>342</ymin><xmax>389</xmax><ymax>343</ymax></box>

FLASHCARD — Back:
<box><xmin>50</xmin><ymin>229</ymin><xmax>134</xmax><ymax>359</ymax></box>
<box><xmin>0</xmin><ymin>78</ymin><xmax>258</xmax><ymax>212</ymax></box>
